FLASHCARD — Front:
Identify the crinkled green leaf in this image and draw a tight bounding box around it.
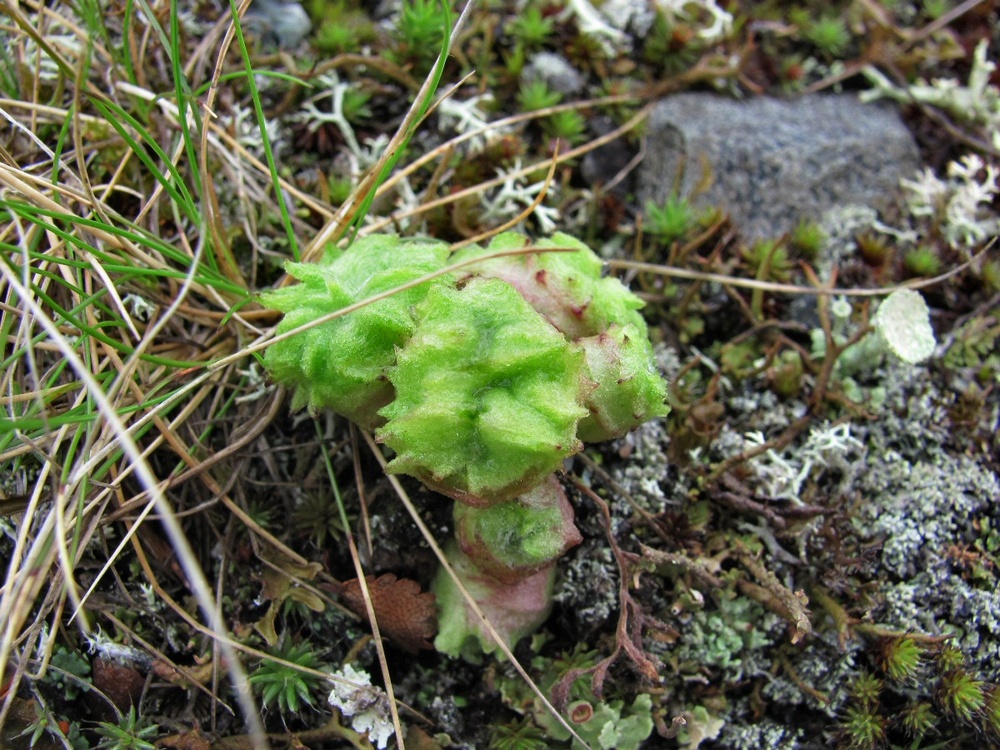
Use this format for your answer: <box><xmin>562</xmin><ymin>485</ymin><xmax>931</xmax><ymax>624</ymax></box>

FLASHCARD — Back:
<box><xmin>576</xmin><ymin>324</ymin><xmax>670</xmax><ymax>442</ymax></box>
<box><xmin>452</xmin><ymin>231</ymin><xmax>647</xmax><ymax>339</ymax></box>
<box><xmin>377</xmin><ymin>277</ymin><xmax>587</xmax><ymax>504</ymax></box>
<box><xmin>451</xmin><ymin>232</ymin><xmax>668</xmax><ymax>442</ymax></box>
<box><xmin>259</xmin><ymin>235</ymin><xmax>451</xmax><ymax>426</ymax></box>
<box><xmin>453</xmin><ymin>476</ymin><xmax>581</xmax><ymax>582</ymax></box>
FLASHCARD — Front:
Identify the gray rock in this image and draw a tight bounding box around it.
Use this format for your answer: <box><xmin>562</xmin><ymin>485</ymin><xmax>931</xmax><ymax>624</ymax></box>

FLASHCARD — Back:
<box><xmin>581</xmin><ymin>116</ymin><xmax>637</xmax><ymax>194</ymax></box>
<box><xmin>246</xmin><ymin>0</ymin><xmax>312</xmax><ymax>48</ymax></box>
<box><xmin>522</xmin><ymin>52</ymin><xmax>586</xmax><ymax>97</ymax></box>
<box><xmin>638</xmin><ymin>94</ymin><xmax>921</xmax><ymax>240</ymax></box>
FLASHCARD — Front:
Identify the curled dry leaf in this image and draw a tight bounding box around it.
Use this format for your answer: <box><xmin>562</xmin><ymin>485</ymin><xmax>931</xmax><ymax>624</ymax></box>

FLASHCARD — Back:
<box><xmin>340</xmin><ymin>574</ymin><xmax>437</xmax><ymax>653</ymax></box>
<box><xmin>91</xmin><ymin>657</ymin><xmax>145</xmax><ymax>712</ymax></box>
<box><xmin>158</xmin><ymin>727</ymin><xmax>212</xmax><ymax>750</ymax></box>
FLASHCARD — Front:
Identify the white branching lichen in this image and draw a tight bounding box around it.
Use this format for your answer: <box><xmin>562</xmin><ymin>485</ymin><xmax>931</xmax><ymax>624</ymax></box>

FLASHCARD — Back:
<box><xmin>480</xmin><ymin>158</ymin><xmax>561</xmax><ymax>233</ymax></box>
<box><xmin>743</xmin><ymin>423</ymin><xmax>863</xmax><ymax>503</ymax></box>
<box><xmin>861</xmin><ymin>40</ymin><xmax>1000</xmax><ymax>139</ymax></box>
<box><xmin>656</xmin><ymin>0</ymin><xmax>733</xmax><ymax>41</ymax></box>
<box><xmin>901</xmin><ymin>154</ymin><xmax>1000</xmax><ymax>250</ymax></box>
<box><xmin>328</xmin><ymin>664</ymin><xmax>395</xmax><ymax>749</ymax></box>
<box><xmin>560</xmin><ymin>0</ymin><xmax>628</xmax><ymax>52</ymax></box>
<box><xmin>435</xmin><ymin>92</ymin><xmax>505</xmax><ymax>153</ymax></box>
<box><xmin>861</xmin><ymin>40</ymin><xmax>1000</xmax><ymax>252</ymax></box>
<box><xmin>291</xmin><ymin>72</ymin><xmax>366</xmax><ymax>157</ymax></box>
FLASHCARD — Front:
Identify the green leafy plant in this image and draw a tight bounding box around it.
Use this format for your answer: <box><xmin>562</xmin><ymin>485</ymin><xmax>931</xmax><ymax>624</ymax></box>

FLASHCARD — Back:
<box><xmin>451</xmin><ymin>232</ymin><xmax>668</xmax><ymax>443</ymax></box>
<box><xmin>497</xmin><ymin>647</ymin><xmax>654</xmax><ymax>749</ymax></box>
<box><xmin>17</xmin><ymin>703</ymin><xmax>86</xmax><ymax>750</ymax></box>
<box><xmin>376</xmin><ymin>277</ymin><xmax>588</xmax><ymax>504</ymax></box>
<box><xmin>645</xmin><ymin>193</ymin><xmax>697</xmax><ymax>244</ymax></box>
<box><xmin>851</xmin><ymin>671</ymin><xmax>883</xmax><ymax>708</ymax></box>
<box><xmin>258</xmin><ymin>235</ymin><xmax>452</xmax><ymax>427</ymax></box>
<box><xmin>327</xmin><ymin>174</ymin><xmax>356</xmax><ymax>205</ymax></box>
<box><xmin>921</xmin><ymin>0</ymin><xmax>951</xmax><ymax>21</ymax></box>
<box><xmin>46</xmin><ymin>645</ymin><xmax>92</xmax><ymax>701</ymax></box>
<box><xmin>249</xmin><ymin>641</ymin><xmax>327</xmax><ymax>714</ymax></box>
<box><xmin>95</xmin><ymin>706</ymin><xmax>158</xmax><ymax>750</ymax></box>
<box><xmin>433</xmin><ymin>476</ymin><xmax>583</xmax><ymax>658</ymax></box>
<box><xmin>340</xmin><ymin>87</ymin><xmax>373</xmax><ymax>124</ymax></box>
<box><xmin>981</xmin><ymin>259</ymin><xmax>1000</xmax><ymax>292</ymax></box>
<box><xmin>261</xmin><ymin>231</ymin><xmax>668</xmax><ymax>656</ymax></box>
<box><xmin>490</xmin><ymin>717</ymin><xmax>550</xmax><ymax>750</ymax></box>
<box><xmin>292</xmin><ymin>492</ymin><xmax>347</xmax><ymax>546</ymax></box>
<box><xmin>508</xmin><ymin>6</ymin><xmax>554</xmax><ymax>51</ymax></box>
<box><xmin>518</xmin><ymin>79</ymin><xmax>562</xmax><ymax>112</ymax></box>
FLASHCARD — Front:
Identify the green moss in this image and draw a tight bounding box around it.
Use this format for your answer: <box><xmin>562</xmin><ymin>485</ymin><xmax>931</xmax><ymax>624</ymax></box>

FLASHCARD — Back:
<box><xmin>880</xmin><ymin>637</ymin><xmax>922</xmax><ymax>683</ymax></box>
<box><xmin>390</xmin><ymin>0</ymin><xmax>447</xmax><ymax>72</ymax></box>
<box><xmin>801</xmin><ymin>14</ymin><xmax>852</xmax><ymax>57</ymax></box>
<box><xmin>903</xmin><ymin>246</ymin><xmax>942</xmax><ymax>277</ymax></box>
<box><xmin>543</xmin><ymin>109</ymin><xmax>587</xmax><ymax>145</ymax></box>
<box><xmin>507</xmin><ymin>6</ymin><xmax>554</xmax><ymax>51</ymax></box>
<box><xmin>644</xmin><ymin>192</ymin><xmax>696</xmax><ymax>244</ymax></box>
<box><xmin>517</xmin><ymin>79</ymin><xmax>562</xmax><ymax>112</ymax></box>
<box><xmin>938</xmin><ymin>670</ymin><xmax>985</xmax><ymax>721</ymax></box>
<box><xmin>789</xmin><ymin>218</ymin><xmax>825</xmax><ymax>259</ymax></box>
<box><xmin>741</xmin><ymin>239</ymin><xmax>793</xmax><ymax>282</ymax></box>
<box><xmin>841</xmin><ymin>704</ymin><xmax>885</xmax><ymax>750</ymax></box>
<box><xmin>851</xmin><ymin>672</ymin><xmax>883</xmax><ymax>709</ymax></box>
<box><xmin>899</xmin><ymin>701</ymin><xmax>936</xmax><ymax>738</ymax></box>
